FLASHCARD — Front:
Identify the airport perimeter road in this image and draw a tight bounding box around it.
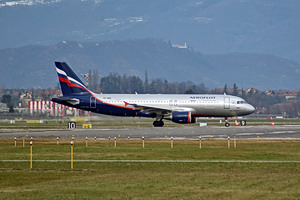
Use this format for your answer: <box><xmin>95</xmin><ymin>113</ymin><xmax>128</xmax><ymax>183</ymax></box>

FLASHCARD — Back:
<box><xmin>0</xmin><ymin>125</ymin><xmax>300</xmax><ymax>139</ymax></box>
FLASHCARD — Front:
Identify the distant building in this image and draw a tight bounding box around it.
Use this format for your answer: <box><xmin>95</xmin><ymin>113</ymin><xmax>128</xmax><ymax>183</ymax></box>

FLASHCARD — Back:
<box><xmin>172</xmin><ymin>43</ymin><xmax>188</xmax><ymax>49</ymax></box>
<box><xmin>0</xmin><ymin>102</ymin><xmax>8</xmax><ymax>113</ymax></box>
<box><xmin>245</xmin><ymin>88</ymin><xmax>259</xmax><ymax>94</ymax></box>
<box><xmin>28</xmin><ymin>101</ymin><xmax>91</xmax><ymax>117</ymax></box>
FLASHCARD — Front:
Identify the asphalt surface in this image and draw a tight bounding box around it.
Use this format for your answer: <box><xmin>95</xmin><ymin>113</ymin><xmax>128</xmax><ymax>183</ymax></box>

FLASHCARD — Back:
<box><xmin>1</xmin><ymin>125</ymin><xmax>300</xmax><ymax>139</ymax></box>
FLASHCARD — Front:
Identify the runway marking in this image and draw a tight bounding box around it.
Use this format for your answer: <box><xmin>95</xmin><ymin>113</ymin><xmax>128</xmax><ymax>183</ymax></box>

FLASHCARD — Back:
<box><xmin>272</xmin><ymin>131</ymin><xmax>297</xmax><ymax>134</ymax></box>
<box><xmin>0</xmin><ymin>160</ymin><xmax>299</xmax><ymax>163</ymax></box>
<box><xmin>236</xmin><ymin>133</ymin><xmax>265</xmax><ymax>136</ymax></box>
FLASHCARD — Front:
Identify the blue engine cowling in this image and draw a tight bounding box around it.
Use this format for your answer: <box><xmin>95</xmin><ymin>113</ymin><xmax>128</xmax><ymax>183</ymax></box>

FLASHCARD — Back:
<box><xmin>172</xmin><ymin>112</ymin><xmax>196</xmax><ymax>124</ymax></box>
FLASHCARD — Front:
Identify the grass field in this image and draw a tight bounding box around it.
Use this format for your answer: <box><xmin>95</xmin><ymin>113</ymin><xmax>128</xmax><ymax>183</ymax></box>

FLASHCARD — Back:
<box><xmin>0</xmin><ymin>139</ymin><xmax>299</xmax><ymax>199</ymax></box>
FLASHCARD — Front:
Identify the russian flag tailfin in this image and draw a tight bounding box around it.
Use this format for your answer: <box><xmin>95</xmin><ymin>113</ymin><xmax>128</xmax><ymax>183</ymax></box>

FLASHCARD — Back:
<box><xmin>55</xmin><ymin>62</ymin><xmax>89</xmax><ymax>96</ymax></box>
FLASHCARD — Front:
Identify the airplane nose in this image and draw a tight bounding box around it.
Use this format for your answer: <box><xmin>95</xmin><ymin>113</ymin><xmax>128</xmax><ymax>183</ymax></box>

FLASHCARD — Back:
<box><xmin>247</xmin><ymin>104</ymin><xmax>255</xmax><ymax>114</ymax></box>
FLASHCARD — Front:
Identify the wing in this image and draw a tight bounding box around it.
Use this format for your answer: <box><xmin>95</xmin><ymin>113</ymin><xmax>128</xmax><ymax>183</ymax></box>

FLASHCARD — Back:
<box><xmin>129</xmin><ymin>103</ymin><xmax>172</xmax><ymax>115</ymax></box>
<box><xmin>125</xmin><ymin>102</ymin><xmax>194</xmax><ymax>116</ymax></box>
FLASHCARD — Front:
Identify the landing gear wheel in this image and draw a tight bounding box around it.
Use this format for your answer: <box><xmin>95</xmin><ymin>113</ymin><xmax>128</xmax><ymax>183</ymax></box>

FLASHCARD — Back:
<box><xmin>153</xmin><ymin>121</ymin><xmax>164</xmax><ymax>127</ymax></box>
<box><xmin>159</xmin><ymin>121</ymin><xmax>164</xmax><ymax>127</ymax></box>
<box><xmin>240</xmin><ymin>120</ymin><xmax>246</xmax><ymax>126</ymax></box>
<box><xmin>225</xmin><ymin>122</ymin><xmax>230</xmax><ymax>127</ymax></box>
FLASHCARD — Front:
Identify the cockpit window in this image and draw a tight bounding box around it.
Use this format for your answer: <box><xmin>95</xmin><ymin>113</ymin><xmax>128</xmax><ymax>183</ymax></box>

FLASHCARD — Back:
<box><xmin>237</xmin><ymin>101</ymin><xmax>246</xmax><ymax>104</ymax></box>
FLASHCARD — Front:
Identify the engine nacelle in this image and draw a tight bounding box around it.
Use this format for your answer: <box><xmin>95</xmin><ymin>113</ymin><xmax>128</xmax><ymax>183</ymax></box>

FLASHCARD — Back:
<box><xmin>172</xmin><ymin>112</ymin><xmax>196</xmax><ymax>124</ymax></box>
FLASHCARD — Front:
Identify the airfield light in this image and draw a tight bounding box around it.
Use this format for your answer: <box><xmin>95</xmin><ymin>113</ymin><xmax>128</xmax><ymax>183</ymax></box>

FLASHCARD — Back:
<box><xmin>171</xmin><ymin>137</ymin><xmax>174</xmax><ymax>149</ymax></box>
<box><xmin>142</xmin><ymin>136</ymin><xmax>145</xmax><ymax>148</ymax></box>
<box><xmin>57</xmin><ymin>137</ymin><xmax>59</xmax><ymax>145</ymax></box>
<box><xmin>114</xmin><ymin>137</ymin><xmax>117</xmax><ymax>148</ymax></box>
<box><xmin>14</xmin><ymin>137</ymin><xmax>17</xmax><ymax>147</ymax></box>
<box><xmin>86</xmin><ymin>137</ymin><xmax>88</xmax><ymax>147</ymax></box>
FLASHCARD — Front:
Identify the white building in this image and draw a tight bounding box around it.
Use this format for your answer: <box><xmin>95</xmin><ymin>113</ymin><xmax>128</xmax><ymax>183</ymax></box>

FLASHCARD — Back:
<box><xmin>28</xmin><ymin>101</ymin><xmax>90</xmax><ymax>117</ymax></box>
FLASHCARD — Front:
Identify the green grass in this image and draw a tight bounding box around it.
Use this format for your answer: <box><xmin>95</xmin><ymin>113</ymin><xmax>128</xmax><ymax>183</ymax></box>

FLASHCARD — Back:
<box><xmin>0</xmin><ymin>139</ymin><xmax>299</xmax><ymax>199</ymax></box>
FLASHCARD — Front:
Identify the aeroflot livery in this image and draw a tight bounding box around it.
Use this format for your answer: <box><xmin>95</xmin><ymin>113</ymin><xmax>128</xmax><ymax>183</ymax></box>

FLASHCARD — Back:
<box><xmin>52</xmin><ymin>62</ymin><xmax>255</xmax><ymax>127</ymax></box>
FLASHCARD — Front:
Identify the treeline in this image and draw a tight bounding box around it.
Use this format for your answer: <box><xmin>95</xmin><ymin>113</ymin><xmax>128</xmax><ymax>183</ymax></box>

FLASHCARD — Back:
<box><xmin>85</xmin><ymin>71</ymin><xmax>300</xmax><ymax>117</ymax></box>
<box><xmin>88</xmin><ymin>71</ymin><xmax>209</xmax><ymax>94</ymax></box>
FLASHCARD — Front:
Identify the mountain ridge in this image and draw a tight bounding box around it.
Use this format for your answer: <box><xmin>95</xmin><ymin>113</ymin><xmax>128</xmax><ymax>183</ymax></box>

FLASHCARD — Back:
<box><xmin>0</xmin><ymin>39</ymin><xmax>299</xmax><ymax>90</ymax></box>
<box><xmin>1</xmin><ymin>0</ymin><xmax>300</xmax><ymax>63</ymax></box>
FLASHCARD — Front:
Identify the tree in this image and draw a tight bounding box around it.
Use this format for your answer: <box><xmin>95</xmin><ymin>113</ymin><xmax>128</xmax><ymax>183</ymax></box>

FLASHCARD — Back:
<box><xmin>223</xmin><ymin>84</ymin><xmax>228</xmax><ymax>94</ymax></box>
<box><xmin>9</xmin><ymin>105</ymin><xmax>14</xmax><ymax>113</ymax></box>
<box><xmin>144</xmin><ymin>69</ymin><xmax>149</xmax><ymax>93</ymax></box>
<box><xmin>233</xmin><ymin>83</ymin><xmax>238</xmax><ymax>96</ymax></box>
<box><xmin>1</xmin><ymin>94</ymin><xmax>11</xmax><ymax>107</ymax></box>
<box><xmin>185</xmin><ymin>89</ymin><xmax>195</xmax><ymax>94</ymax></box>
<box><xmin>100</xmin><ymin>73</ymin><xmax>121</xmax><ymax>93</ymax></box>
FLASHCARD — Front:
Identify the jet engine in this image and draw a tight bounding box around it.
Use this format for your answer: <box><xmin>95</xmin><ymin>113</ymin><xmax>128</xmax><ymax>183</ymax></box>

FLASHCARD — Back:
<box><xmin>172</xmin><ymin>112</ymin><xmax>196</xmax><ymax>124</ymax></box>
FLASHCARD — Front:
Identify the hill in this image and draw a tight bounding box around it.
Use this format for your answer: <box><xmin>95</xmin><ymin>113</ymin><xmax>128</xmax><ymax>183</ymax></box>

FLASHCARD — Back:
<box><xmin>0</xmin><ymin>39</ymin><xmax>299</xmax><ymax>90</ymax></box>
<box><xmin>1</xmin><ymin>0</ymin><xmax>300</xmax><ymax>63</ymax></box>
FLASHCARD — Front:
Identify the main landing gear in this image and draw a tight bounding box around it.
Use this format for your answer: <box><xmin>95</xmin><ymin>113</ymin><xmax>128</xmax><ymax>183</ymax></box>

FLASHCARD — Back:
<box><xmin>153</xmin><ymin>120</ymin><xmax>164</xmax><ymax>127</ymax></box>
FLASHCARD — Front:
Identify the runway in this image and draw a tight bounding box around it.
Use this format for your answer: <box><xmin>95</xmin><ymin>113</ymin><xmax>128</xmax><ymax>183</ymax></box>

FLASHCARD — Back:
<box><xmin>1</xmin><ymin>125</ymin><xmax>300</xmax><ymax>139</ymax></box>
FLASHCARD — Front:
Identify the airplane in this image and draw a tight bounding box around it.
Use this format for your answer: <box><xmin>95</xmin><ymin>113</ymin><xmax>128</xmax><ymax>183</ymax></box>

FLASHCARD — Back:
<box><xmin>52</xmin><ymin>62</ymin><xmax>255</xmax><ymax>127</ymax></box>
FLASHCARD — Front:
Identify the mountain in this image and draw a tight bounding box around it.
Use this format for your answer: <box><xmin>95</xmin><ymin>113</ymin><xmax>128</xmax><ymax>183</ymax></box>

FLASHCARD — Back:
<box><xmin>1</xmin><ymin>0</ymin><xmax>300</xmax><ymax>63</ymax></box>
<box><xmin>0</xmin><ymin>39</ymin><xmax>299</xmax><ymax>90</ymax></box>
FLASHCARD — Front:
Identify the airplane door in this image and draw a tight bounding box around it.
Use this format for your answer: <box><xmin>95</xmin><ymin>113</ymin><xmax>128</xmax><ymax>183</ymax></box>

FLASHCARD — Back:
<box><xmin>174</xmin><ymin>100</ymin><xmax>178</xmax><ymax>106</ymax></box>
<box><xmin>224</xmin><ymin>97</ymin><xmax>230</xmax><ymax>109</ymax></box>
<box><xmin>90</xmin><ymin>96</ymin><xmax>96</xmax><ymax>108</ymax></box>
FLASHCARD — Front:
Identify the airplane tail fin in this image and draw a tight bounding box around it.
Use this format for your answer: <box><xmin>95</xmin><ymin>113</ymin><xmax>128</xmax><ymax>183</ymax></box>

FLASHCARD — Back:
<box><xmin>55</xmin><ymin>62</ymin><xmax>90</xmax><ymax>96</ymax></box>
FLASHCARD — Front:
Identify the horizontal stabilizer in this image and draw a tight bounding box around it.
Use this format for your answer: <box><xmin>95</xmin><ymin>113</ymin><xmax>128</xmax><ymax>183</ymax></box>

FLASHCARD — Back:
<box><xmin>52</xmin><ymin>97</ymin><xmax>80</xmax><ymax>105</ymax></box>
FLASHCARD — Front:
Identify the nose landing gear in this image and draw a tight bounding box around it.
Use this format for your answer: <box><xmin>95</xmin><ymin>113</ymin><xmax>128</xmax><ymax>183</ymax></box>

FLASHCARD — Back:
<box><xmin>225</xmin><ymin>117</ymin><xmax>230</xmax><ymax>127</ymax></box>
<box><xmin>224</xmin><ymin>117</ymin><xmax>247</xmax><ymax>127</ymax></box>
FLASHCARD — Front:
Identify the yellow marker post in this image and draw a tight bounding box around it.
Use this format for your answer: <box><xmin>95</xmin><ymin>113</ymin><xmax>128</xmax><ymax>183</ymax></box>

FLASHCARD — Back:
<box><xmin>234</xmin><ymin>136</ymin><xmax>237</xmax><ymax>148</ymax></box>
<box><xmin>199</xmin><ymin>136</ymin><xmax>202</xmax><ymax>149</ymax></box>
<box><xmin>227</xmin><ymin>136</ymin><xmax>230</xmax><ymax>149</ymax></box>
<box><xmin>114</xmin><ymin>137</ymin><xmax>117</xmax><ymax>148</ymax></box>
<box><xmin>71</xmin><ymin>140</ymin><xmax>74</xmax><ymax>169</ymax></box>
<box><xmin>171</xmin><ymin>137</ymin><xmax>174</xmax><ymax>149</ymax></box>
<box><xmin>85</xmin><ymin>137</ymin><xmax>88</xmax><ymax>147</ymax></box>
<box><xmin>23</xmin><ymin>137</ymin><xmax>25</xmax><ymax>147</ymax></box>
<box><xmin>142</xmin><ymin>136</ymin><xmax>145</xmax><ymax>148</ymax></box>
<box><xmin>30</xmin><ymin>141</ymin><xmax>33</xmax><ymax>169</ymax></box>
<box><xmin>57</xmin><ymin>137</ymin><xmax>59</xmax><ymax>145</ymax></box>
<box><xmin>14</xmin><ymin>137</ymin><xmax>17</xmax><ymax>147</ymax></box>
<box><xmin>211</xmin><ymin>136</ymin><xmax>213</xmax><ymax>140</ymax></box>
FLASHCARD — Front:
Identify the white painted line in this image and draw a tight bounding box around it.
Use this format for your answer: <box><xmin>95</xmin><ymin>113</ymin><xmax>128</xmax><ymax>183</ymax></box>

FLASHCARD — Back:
<box><xmin>0</xmin><ymin>160</ymin><xmax>299</xmax><ymax>163</ymax></box>
<box><xmin>236</xmin><ymin>133</ymin><xmax>265</xmax><ymax>136</ymax></box>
